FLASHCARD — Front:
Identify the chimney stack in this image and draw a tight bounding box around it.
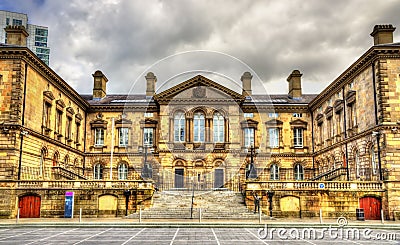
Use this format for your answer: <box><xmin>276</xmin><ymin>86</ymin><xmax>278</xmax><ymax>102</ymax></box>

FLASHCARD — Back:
<box><xmin>370</xmin><ymin>24</ymin><xmax>396</xmax><ymax>45</ymax></box>
<box><xmin>145</xmin><ymin>72</ymin><xmax>157</xmax><ymax>97</ymax></box>
<box><xmin>92</xmin><ymin>70</ymin><xmax>108</xmax><ymax>100</ymax></box>
<box><xmin>287</xmin><ymin>70</ymin><xmax>302</xmax><ymax>98</ymax></box>
<box><xmin>241</xmin><ymin>71</ymin><xmax>253</xmax><ymax>96</ymax></box>
<box><xmin>4</xmin><ymin>25</ymin><xmax>29</xmax><ymax>47</ymax></box>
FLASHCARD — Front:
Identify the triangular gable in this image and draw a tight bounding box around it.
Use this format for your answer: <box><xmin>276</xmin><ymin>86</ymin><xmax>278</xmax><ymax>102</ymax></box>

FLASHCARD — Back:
<box><xmin>154</xmin><ymin>75</ymin><xmax>245</xmax><ymax>104</ymax></box>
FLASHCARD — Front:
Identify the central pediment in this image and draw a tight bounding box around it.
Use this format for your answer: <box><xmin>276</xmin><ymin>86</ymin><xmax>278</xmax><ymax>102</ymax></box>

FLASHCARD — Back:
<box><xmin>154</xmin><ymin>75</ymin><xmax>246</xmax><ymax>104</ymax></box>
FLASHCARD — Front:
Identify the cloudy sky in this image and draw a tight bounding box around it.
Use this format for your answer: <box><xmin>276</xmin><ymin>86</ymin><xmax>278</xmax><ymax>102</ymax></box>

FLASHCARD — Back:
<box><xmin>1</xmin><ymin>0</ymin><xmax>399</xmax><ymax>95</ymax></box>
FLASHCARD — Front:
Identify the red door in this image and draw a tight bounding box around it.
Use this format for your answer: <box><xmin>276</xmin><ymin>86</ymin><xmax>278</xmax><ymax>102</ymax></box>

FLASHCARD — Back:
<box><xmin>359</xmin><ymin>196</ymin><xmax>381</xmax><ymax>220</ymax></box>
<box><xmin>18</xmin><ymin>195</ymin><xmax>41</xmax><ymax>218</ymax></box>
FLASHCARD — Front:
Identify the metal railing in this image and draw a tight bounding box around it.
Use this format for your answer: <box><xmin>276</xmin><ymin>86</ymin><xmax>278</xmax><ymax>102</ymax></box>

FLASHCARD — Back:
<box><xmin>0</xmin><ymin>180</ymin><xmax>153</xmax><ymax>189</ymax></box>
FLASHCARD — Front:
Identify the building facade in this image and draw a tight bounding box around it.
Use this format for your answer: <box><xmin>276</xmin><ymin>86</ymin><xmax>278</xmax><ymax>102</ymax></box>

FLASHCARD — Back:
<box><xmin>0</xmin><ymin>24</ymin><xmax>399</xmax><ymax>219</ymax></box>
<box><xmin>0</xmin><ymin>10</ymin><xmax>50</xmax><ymax>65</ymax></box>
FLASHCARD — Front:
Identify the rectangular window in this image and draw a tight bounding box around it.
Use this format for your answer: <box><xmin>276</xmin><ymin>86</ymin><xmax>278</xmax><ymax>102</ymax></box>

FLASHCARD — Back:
<box><xmin>35</xmin><ymin>28</ymin><xmax>48</xmax><ymax>36</ymax></box>
<box><xmin>144</xmin><ymin>112</ymin><xmax>153</xmax><ymax>117</ymax></box>
<box><xmin>268</xmin><ymin>128</ymin><xmax>279</xmax><ymax>148</ymax></box>
<box><xmin>42</xmin><ymin>102</ymin><xmax>51</xmax><ymax>128</ymax></box>
<box><xmin>293</xmin><ymin>128</ymin><xmax>303</xmax><ymax>148</ymax></box>
<box><xmin>268</xmin><ymin>113</ymin><xmax>278</xmax><ymax>118</ymax></box>
<box><xmin>293</xmin><ymin>113</ymin><xmax>302</xmax><ymax>118</ymax></box>
<box><xmin>94</xmin><ymin>128</ymin><xmax>104</xmax><ymax>146</ymax></box>
<box><xmin>337</xmin><ymin>112</ymin><xmax>342</xmax><ymax>135</ymax></box>
<box><xmin>55</xmin><ymin>110</ymin><xmax>62</xmax><ymax>134</ymax></box>
<box><xmin>6</xmin><ymin>18</ymin><xmax>9</xmax><ymax>26</ymax></box>
<box><xmin>75</xmin><ymin>123</ymin><xmax>80</xmax><ymax>143</ymax></box>
<box><xmin>144</xmin><ymin>128</ymin><xmax>153</xmax><ymax>146</ymax></box>
<box><xmin>119</xmin><ymin>128</ymin><xmax>129</xmax><ymax>146</ymax></box>
<box><xmin>12</xmin><ymin>19</ymin><xmax>22</xmax><ymax>26</ymax></box>
<box><xmin>244</xmin><ymin>128</ymin><xmax>254</xmax><ymax>147</ymax></box>
<box><xmin>66</xmin><ymin>117</ymin><xmax>72</xmax><ymax>139</ymax></box>
<box><xmin>243</xmin><ymin>113</ymin><xmax>253</xmax><ymax>118</ymax></box>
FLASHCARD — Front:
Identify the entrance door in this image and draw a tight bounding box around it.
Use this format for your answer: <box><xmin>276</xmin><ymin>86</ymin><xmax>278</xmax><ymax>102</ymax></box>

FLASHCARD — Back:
<box><xmin>214</xmin><ymin>169</ymin><xmax>224</xmax><ymax>189</ymax></box>
<box><xmin>175</xmin><ymin>169</ymin><xmax>184</xmax><ymax>189</ymax></box>
<box><xmin>360</xmin><ymin>196</ymin><xmax>381</xmax><ymax>220</ymax></box>
<box><xmin>18</xmin><ymin>195</ymin><xmax>41</xmax><ymax>218</ymax></box>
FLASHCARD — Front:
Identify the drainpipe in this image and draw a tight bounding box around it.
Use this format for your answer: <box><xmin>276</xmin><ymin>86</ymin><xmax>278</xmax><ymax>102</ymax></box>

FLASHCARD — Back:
<box><xmin>82</xmin><ymin>109</ymin><xmax>87</xmax><ymax>176</ymax></box>
<box><xmin>371</xmin><ymin>61</ymin><xmax>383</xmax><ymax>181</ymax></box>
<box><xmin>17</xmin><ymin>63</ymin><xmax>28</xmax><ymax>181</ymax></box>
<box><xmin>342</xmin><ymin>86</ymin><xmax>350</xmax><ymax>181</ymax></box>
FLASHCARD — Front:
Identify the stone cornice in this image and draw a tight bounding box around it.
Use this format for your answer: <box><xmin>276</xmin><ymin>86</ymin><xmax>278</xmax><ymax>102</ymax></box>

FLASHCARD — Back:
<box><xmin>309</xmin><ymin>45</ymin><xmax>400</xmax><ymax>110</ymax></box>
<box><xmin>0</xmin><ymin>47</ymin><xmax>90</xmax><ymax>109</ymax></box>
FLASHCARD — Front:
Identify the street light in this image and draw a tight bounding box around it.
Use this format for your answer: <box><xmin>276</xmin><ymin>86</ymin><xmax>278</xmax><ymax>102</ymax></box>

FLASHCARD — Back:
<box><xmin>246</xmin><ymin>144</ymin><xmax>258</xmax><ymax>179</ymax></box>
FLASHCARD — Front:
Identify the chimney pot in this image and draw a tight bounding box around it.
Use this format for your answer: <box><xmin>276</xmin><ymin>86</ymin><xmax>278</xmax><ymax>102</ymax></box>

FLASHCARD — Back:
<box><xmin>145</xmin><ymin>72</ymin><xmax>157</xmax><ymax>97</ymax></box>
<box><xmin>370</xmin><ymin>24</ymin><xmax>396</xmax><ymax>45</ymax></box>
<box><xmin>287</xmin><ymin>70</ymin><xmax>302</xmax><ymax>98</ymax></box>
<box><xmin>92</xmin><ymin>70</ymin><xmax>108</xmax><ymax>100</ymax></box>
<box><xmin>241</xmin><ymin>71</ymin><xmax>253</xmax><ymax>96</ymax></box>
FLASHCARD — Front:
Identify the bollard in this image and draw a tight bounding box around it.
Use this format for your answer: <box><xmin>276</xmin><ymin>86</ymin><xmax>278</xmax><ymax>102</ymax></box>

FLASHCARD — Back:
<box><xmin>381</xmin><ymin>209</ymin><xmax>384</xmax><ymax>224</ymax></box>
<box><xmin>79</xmin><ymin>208</ymin><xmax>82</xmax><ymax>223</ymax></box>
<box><xmin>319</xmin><ymin>209</ymin><xmax>323</xmax><ymax>224</ymax></box>
<box><xmin>16</xmin><ymin>208</ymin><xmax>20</xmax><ymax>224</ymax></box>
<box><xmin>139</xmin><ymin>207</ymin><xmax>142</xmax><ymax>223</ymax></box>
<box><xmin>199</xmin><ymin>208</ymin><xmax>202</xmax><ymax>223</ymax></box>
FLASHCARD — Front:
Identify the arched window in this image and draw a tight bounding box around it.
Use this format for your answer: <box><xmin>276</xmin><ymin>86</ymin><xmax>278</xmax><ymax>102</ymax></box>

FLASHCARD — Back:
<box><xmin>39</xmin><ymin>149</ymin><xmax>46</xmax><ymax>176</ymax></box>
<box><xmin>64</xmin><ymin>155</ymin><xmax>69</xmax><ymax>168</ymax></box>
<box><xmin>355</xmin><ymin>150</ymin><xmax>360</xmax><ymax>178</ymax></box>
<box><xmin>174</xmin><ymin>111</ymin><xmax>185</xmax><ymax>142</ymax></box>
<box><xmin>213</xmin><ymin>112</ymin><xmax>224</xmax><ymax>142</ymax></box>
<box><xmin>52</xmin><ymin>152</ymin><xmax>59</xmax><ymax>166</ymax></box>
<box><xmin>294</xmin><ymin>164</ymin><xmax>304</xmax><ymax>180</ymax></box>
<box><xmin>94</xmin><ymin>164</ymin><xmax>103</xmax><ymax>180</ymax></box>
<box><xmin>194</xmin><ymin>112</ymin><xmax>205</xmax><ymax>142</ymax></box>
<box><xmin>370</xmin><ymin>146</ymin><xmax>377</xmax><ymax>175</ymax></box>
<box><xmin>118</xmin><ymin>163</ymin><xmax>128</xmax><ymax>180</ymax></box>
<box><xmin>270</xmin><ymin>164</ymin><xmax>279</xmax><ymax>180</ymax></box>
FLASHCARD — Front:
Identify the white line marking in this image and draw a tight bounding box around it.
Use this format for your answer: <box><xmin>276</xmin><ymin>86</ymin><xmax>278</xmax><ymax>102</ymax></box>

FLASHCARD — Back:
<box><xmin>73</xmin><ymin>228</ymin><xmax>113</xmax><ymax>245</ymax></box>
<box><xmin>121</xmin><ymin>228</ymin><xmax>146</xmax><ymax>245</ymax></box>
<box><xmin>0</xmin><ymin>228</ymin><xmax>46</xmax><ymax>241</ymax></box>
<box><xmin>245</xmin><ymin>228</ymin><xmax>270</xmax><ymax>245</ymax></box>
<box><xmin>170</xmin><ymin>228</ymin><xmax>179</xmax><ymax>245</ymax></box>
<box><xmin>211</xmin><ymin>228</ymin><xmax>220</xmax><ymax>245</ymax></box>
<box><xmin>25</xmin><ymin>228</ymin><xmax>78</xmax><ymax>245</ymax></box>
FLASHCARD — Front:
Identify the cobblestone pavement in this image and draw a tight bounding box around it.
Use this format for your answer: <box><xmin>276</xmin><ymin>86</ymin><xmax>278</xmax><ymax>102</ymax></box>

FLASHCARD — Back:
<box><xmin>0</xmin><ymin>227</ymin><xmax>399</xmax><ymax>245</ymax></box>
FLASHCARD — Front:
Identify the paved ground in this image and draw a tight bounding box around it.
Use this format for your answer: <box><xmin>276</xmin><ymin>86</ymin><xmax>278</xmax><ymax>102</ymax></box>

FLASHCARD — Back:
<box><xmin>0</xmin><ymin>227</ymin><xmax>398</xmax><ymax>245</ymax></box>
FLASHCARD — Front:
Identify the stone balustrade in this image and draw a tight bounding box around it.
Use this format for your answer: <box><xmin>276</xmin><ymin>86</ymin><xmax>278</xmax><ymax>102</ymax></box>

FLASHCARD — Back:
<box><xmin>246</xmin><ymin>180</ymin><xmax>384</xmax><ymax>191</ymax></box>
<box><xmin>0</xmin><ymin>180</ymin><xmax>153</xmax><ymax>189</ymax></box>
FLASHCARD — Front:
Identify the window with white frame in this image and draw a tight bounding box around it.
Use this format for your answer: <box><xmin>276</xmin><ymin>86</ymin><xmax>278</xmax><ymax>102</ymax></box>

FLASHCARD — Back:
<box><xmin>143</xmin><ymin>127</ymin><xmax>153</xmax><ymax>146</ymax></box>
<box><xmin>119</xmin><ymin>127</ymin><xmax>129</xmax><ymax>146</ymax></box>
<box><xmin>268</xmin><ymin>128</ymin><xmax>279</xmax><ymax>148</ymax></box>
<box><xmin>268</xmin><ymin>113</ymin><xmax>278</xmax><ymax>118</ymax></box>
<box><xmin>118</xmin><ymin>163</ymin><xmax>128</xmax><ymax>180</ymax></box>
<box><xmin>174</xmin><ymin>112</ymin><xmax>185</xmax><ymax>142</ymax></box>
<box><xmin>93</xmin><ymin>164</ymin><xmax>103</xmax><ymax>180</ymax></box>
<box><xmin>94</xmin><ymin>128</ymin><xmax>104</xmax><ymax>146</ymax></box>
<box><xmin>293</xmin><ymin>128</ymin><xmax>303</xmax><ymax>148</ymax></box>
<box><xmin>213</xmin><ymin>112</ymin><xmax>224</xmax><ymax>142</ymax></box>
<box><xmin>294</xmin><ymin>164</ymin><xmax>304</xmax><ymax>180</ymax></box>
<box><xmin>144</xmin><ymin>112</ymin><xmax>153</xmax><ymax>117</ymax></box>
<box><xmin>243</xmin><ymin>113</ymin><xmax>253</xmax><ymax>118</ymax></box>
<box><xmin>244</xmin><ymin>127</ymin><xmax>254</xmax><ymax>147</ymax></box>
<box><xmin>194</xmin><ymin>112</ymin><xmax>205</xmax><ymax>142</ymax></box>
<box><xmin>270</xmin><ymin>164</ymin><xmax>279</xmax><ymax>180</ymax></box>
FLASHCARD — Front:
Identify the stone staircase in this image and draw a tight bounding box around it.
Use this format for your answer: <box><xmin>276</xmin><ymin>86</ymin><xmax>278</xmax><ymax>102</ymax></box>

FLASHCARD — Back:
<box><xmin>127</xmin><ymin>190</ymin><xmax>263</xmax><ymax>219</ymax></box>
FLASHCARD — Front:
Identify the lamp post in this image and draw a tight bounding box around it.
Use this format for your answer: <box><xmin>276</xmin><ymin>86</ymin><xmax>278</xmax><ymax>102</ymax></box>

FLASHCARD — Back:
<box><xmin>246</xmin><ymin>144</ymin><xmax>258</xmax><ymax>179</ymax></box>
<box><xmin>267</xmin><ymin>190</ymin><xmax>274</xmax><ymax>218</ymax></box>
<box><xmin>190</xmin><ymin>177</ymin><xmax>195</xmax><ymax>219</ymax></box>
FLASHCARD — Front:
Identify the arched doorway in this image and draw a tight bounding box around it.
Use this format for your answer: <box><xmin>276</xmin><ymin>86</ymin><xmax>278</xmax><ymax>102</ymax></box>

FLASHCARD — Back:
<box><xmin>214</xmin><ymin>169</ymin><xmax>224</xmax><ymax>189</ymax></box>
<box><xmin>175</xmin><ymin>168</ymin><xmax>184</xmax><ymax>189</ymax></box>
<box><xmin>360</xmin><ymin>196</ymin><xmax>381</xmax><ymax>220</ymax></box>
<box><xmin>18</xmin><ymin>195</ymin><xmax>41</xmax><ymax>218</ymax></box>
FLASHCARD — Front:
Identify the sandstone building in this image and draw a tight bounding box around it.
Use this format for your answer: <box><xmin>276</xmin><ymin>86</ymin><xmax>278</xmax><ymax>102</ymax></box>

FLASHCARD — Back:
<box><xmin>0</xmin><ymin>24</ymin><xmax>399</xmax><ymax>220</ymax></box>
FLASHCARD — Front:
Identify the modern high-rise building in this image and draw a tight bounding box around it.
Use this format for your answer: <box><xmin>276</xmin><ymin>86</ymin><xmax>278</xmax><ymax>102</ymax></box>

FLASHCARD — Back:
<box><xmin>0</xmin><ymin>10</ymin><xmax>50</xmax><ymax>65</ymax></box>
